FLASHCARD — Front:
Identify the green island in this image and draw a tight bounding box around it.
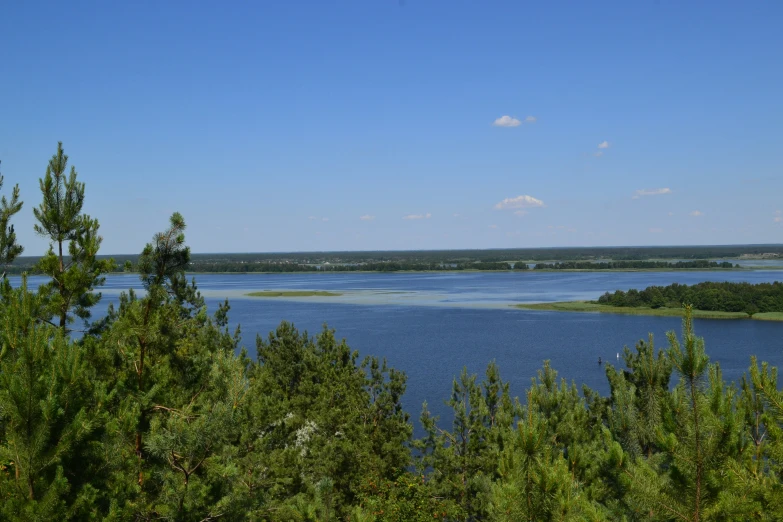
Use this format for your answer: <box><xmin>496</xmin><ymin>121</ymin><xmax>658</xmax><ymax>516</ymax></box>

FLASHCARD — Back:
<box><xmin>246</xmin><ymin>290</ymin><xmax>342</xmax><ymax>297</ymax></box>
<box><xmin>517</xmin><ymin>281</ymin><xmax>783</xmax><ymax>320</ymax></box>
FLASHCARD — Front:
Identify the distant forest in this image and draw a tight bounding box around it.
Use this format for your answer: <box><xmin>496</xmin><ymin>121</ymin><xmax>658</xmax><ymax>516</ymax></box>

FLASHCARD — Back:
<box><xmin>534</xmin><ymin>260</ymin><xmax>737</xmax><ymax>270</ymax></box>
<box><xmin>3</xmin><ymin>245</ymin><xmax>775</xmax><ymax>274</ymax></box>
<box><xmin>598</xmin><ymin>281</ymin><xmax>783</xmax><ymax>314</ymax></box>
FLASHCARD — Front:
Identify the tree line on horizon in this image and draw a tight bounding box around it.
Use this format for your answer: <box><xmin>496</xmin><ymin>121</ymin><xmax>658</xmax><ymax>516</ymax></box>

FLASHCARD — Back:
<box><xmin>2</xmin><ymin>248</ymin><xmax>779</xmax><ymax>277</ymax></box>
<box><xmin>187</xmin><ymin>259</ymin><xmax>525</xmax><ymax>273</ymax></box>
<box><xmin>534</xmin><ymin>260</ymin><xmax>737</xmax><ymax>270</ymax></box>
<box><xmin>4</xmin><ymin>144</ymin><xmax>783</xmax><ymax>520</ymax></box>
<box><xmin>0</xmin><ymin>257</ymin><xmax>743</xmax><ymax>275</ymax></box>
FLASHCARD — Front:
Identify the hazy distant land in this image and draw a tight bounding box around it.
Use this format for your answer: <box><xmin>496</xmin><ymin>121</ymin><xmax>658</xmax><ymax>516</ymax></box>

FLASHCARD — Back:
<box><xmin>6</xmin><ymin>245</ymin><xmax>783</xmax><ymax>275</ymax></box>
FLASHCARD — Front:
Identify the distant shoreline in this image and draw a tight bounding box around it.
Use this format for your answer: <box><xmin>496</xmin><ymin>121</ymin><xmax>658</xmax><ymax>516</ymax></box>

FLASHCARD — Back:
<box><xmin>8</xmin><ymin>266</ymin><xmax>780</xmax><ymax>277</ymax></box>
<box><xmin>514</xmin><ymin>301</ymin><xmax>783</xmax><ymax>321</ymax></box>
<box><xmin>177</xmin><ymin>267</ymin><xmax>768</xmax><ymax>275</ymax></box>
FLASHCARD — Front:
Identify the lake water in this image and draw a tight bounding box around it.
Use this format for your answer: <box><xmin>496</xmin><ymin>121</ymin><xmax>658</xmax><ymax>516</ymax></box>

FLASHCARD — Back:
<box><xmin>15</xmin><ymin>270</ymin><xmax>783</xmax><ymax>424</ymax></box>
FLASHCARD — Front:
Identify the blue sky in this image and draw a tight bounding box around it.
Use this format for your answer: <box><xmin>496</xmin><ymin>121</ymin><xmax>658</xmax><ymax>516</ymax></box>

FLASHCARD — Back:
<box><xmin>1</xmin><ymin>1</ymin><xmax>781</xmax><ymax>254</ymax></box>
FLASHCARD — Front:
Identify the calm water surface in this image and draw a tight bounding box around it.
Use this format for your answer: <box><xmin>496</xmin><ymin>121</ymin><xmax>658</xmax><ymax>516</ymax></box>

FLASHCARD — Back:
<box><xmin>16</xmin><ymin>271</ymin><xmax>783</xmax><ymax>424</ymax></box>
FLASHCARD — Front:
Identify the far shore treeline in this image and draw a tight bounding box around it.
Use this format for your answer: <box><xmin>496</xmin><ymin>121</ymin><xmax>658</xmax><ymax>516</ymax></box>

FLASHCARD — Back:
<box><xmin>7</xmin><ymin>145</ymin><xmax>783</xmax><ymax>520</ymax></box>
<box><xmin>1</xmin><ymin>246</ymin><xmax>781</xmax><ymax>275</ymax></box>
<box><xmin>0</xmin><ymin>255</ymin><xmax>747</xmax><ymax>275</ymax></box>
<box><xmin>533</xmin><ymin>259</ymin><xmax>737</xmax><ymax>270</ymax></box>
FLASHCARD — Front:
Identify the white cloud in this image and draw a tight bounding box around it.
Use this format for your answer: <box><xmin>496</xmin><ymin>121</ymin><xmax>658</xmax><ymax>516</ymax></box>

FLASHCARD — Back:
<box><xmin>321</xmin><ymin>217</ymin><xmax>329</xmax><ymax>222</ymax></box>
<box><xmin>308</xmin><ymin>216</ymin><xmax>317</xmax><ymax>220</ymax></box>
<box><xmin>525</xmin><ymin>116</ymin><xmax>537</xmax><ymax>123</ymax></box>
<box><xmin>649</xmin><ymin>227</ymin><xmax>664</xmax><ymax>233</ymax></box>
<box><xmin>690</xmin><ymin>210</ymin><xmax>703</xmax><ymax>217</ymax></box>
<box><xmin>594</xmin><ymin>151</ymin><xmax>604</xmax><ymax>157</ymax></box>
<box><xmin>494</xmin><ymin>195</ymin><xmax>545</xmax><ymax>210</ymax></box>
<box><xmin>514</xmin><ymin>210</ymin><xmax>528</xmax><ymax>217</ymax></box>
<box><xmin>493</xmin><ymin>115</ymin><xmax>521</xmax><ymax>127</ymax></box>
<box><xmin>598</xmin><ymin>141</ymin><xmax>610</xmax><ymax>149</ymax></box>
<box><xmin>775</xmin><ymin>210</ymin><xmax>782</xmax><ymax>223</ymax></box>
<box><xmin>403</xmin><ymin>213</ymin><xmax>432</xmax><ymax>220</ymax></box>
<box><xmin>489</xmin><ymin>224</ymin><xmax>498</xmax><ymax>229</ymax></box>
<box><xmin>360</xmin><ymin>215</ymin><xmax>375</xmax><ymax>221</ymax></box>
<box><xmin>632</xmin><ymin>188</ymin><xmax>672</xmax><ymax>199</ymax></box>
<box><xmin>453</xmin><ymin>213</ymin><xmax>460</xmax><ymax>218</ymax></box>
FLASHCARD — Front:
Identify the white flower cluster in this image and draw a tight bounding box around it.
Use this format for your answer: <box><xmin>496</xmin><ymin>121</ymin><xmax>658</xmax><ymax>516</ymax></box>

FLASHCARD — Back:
<box><xmin>295</xmin><ymin>420</ymin><xmax>318</xmax><ymax>457</ymax></box>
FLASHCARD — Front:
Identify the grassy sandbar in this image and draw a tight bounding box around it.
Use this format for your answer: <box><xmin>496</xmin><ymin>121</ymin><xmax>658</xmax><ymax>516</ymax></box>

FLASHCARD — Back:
<box><xmin>514</xmin><ymin>301</ymin><xmax>760</xmax><ymax>320</ymax></box>
<box><xmin>246</xmin><ymin>290</ymin><xmax>342</xmax><ymax>298</ymax></box>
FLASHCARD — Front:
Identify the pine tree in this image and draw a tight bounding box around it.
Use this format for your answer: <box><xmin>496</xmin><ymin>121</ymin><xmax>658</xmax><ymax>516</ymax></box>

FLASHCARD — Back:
<box><xmin>606</xmin><ymin>334</ymin><xmax>672</xmax><ymax>458</ymax></box>
<box><xmin>237</xmin><ymin>322</ymin><xmax>414</xmax><ymax>520</ymax></box>
<box><xmin>745</xmin><ymin>357</ymin><xmax>783</xmax><ymax>518</ymax></box>
<box><xmin>525</xmin><ymin>361</ymin><xmax>613</xmax><ymax>515</ymax></box>
<box><xmin>135</xmin><ymin>211</ymin><xmax>190</xmax><ymax>299</ymax></box>
<box><xmin>91</xmin><ymin>213</ymin><xmax>250</xmax><ymax>520</ymax></box>
<box><xmin>0</xmin><ymin>160</ymin><xmax>24</xmax><ymax>277</ymax></box>
<box><xmin>361</xmin><ymin>355</ymin><xmax>413</xmax><ymax>481</ymax></box>
<box><xmin>0</xmin><ymin>278</ymin><xmax>97</xmax><ymax>520</ymax></box>
<box><xmin>33</xmin><ymin>142</ymin><xmax>114</xmax><ymax>330</ymax></box>
<box><xmin>103</xmin><ymin>213</ymin><xmax>196</xmax><ymax>488</ymax></box>
<box><xmin>415</xmin><ymin>362</ymin><xmax>516</xmax><ymax>520</ymax></box>
<box><xmin>620</xmin><ymin>306</ymin><xmax>756</xmax><ymax>520</ymax></box>
<box><xmin>142</xmin><ymin>348</ymin><xmax>247</xmax><ymax>520</ymax></box>
<box><xmin>489</xmin><ymin>396</ymin><xmax>602</xmax><ymax>521</ymax></box>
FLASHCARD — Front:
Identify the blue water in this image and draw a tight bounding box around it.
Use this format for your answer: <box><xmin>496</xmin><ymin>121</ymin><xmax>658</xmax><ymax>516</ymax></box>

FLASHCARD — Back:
<box><xmin>14</xmin><ymin>271</ymin><xmax>783</xmax><ymax>425</ymax></box>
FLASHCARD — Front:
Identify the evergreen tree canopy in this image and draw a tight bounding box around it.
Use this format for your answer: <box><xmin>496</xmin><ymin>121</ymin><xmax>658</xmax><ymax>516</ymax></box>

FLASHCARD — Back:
<box><xmin>3</xmin><ymin>151</ymin><xmax>783</xmax><ymax>520</ymax></box>
<box><xmin>0</xmin><ymin>160</ymin><xmax>24</xmax><ymax>276</ymax></box>
<box><xmin>32</xmin><ymin>142</ymin><xmax>114</xmax><ymax>330</ymax></box>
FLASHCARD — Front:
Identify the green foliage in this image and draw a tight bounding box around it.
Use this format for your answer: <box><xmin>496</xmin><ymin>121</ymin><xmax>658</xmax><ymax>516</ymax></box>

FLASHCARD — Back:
<box><xmin>415</xmin><ymin>362</ymin><xmax>516</xmax><ymax>520</ymax></box>
<box><xmin>0</xmin><ymin>160</ymin><xmax>24</xmax><ymax>275</ymax></box>
<box><xmin>5</xmin><ymin>161</ymin><xmax>783</xmax><ymax>520</ymax></box>
<box><xmin>356</xmin><ymin>472</ymin><xmax>458</xmax><ymax>521</ymax></box>
<box><xmin>489</xmin><ymin>399</ymin><xmax>602</xmax><ymax>521</ymax></box>
<box><xmin>235</xmin><ymin>322</ymin><xmax>413</xmax><ymax>520</ymax></box>
<box><xmin>136</xmin><ymin>212</ymin><xmax>190</xmax><ymax>295</ymax></box>
<box><xmin>745</xmin><ymin>358</ymin><xmax>783</xmax><ymax>517</ymax></box>
<box><xmin>0</xmin><ymin>278</ymin><xmax>99</xmax><ymax>520</ymax></box>
<box><xmin>598</xmin><ymin>281</ymin><xmax>783</xmax><ymax>314</ymax></box>
<box><xmin>617</xmin><ymin>307</ymin><xmax>759</xmax><ymax>520</ymax></box>
<box><xmin>90</xmin><ymin>213</ymin><xmax>250</xmax><ymax>520</ymax></box>
<box><xmin>33</xmin><ymin>143</ymin><xmax>114</xmax><ymax>329</ymax></box>
<box><xmin>606</xmin><ymin>334</ymin><xmax>672</xmax><ymax>458</ymax></box>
